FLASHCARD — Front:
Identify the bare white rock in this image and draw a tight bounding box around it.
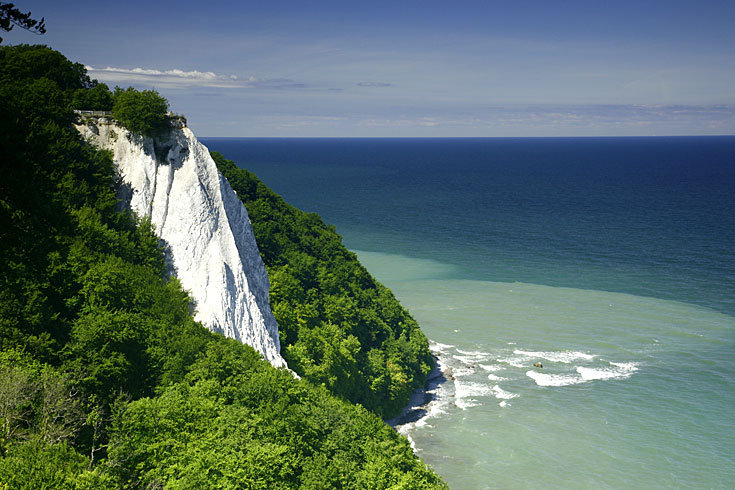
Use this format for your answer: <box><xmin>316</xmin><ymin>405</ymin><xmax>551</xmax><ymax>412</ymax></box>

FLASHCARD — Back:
<box><xmin>76</xmin><ymin>119</ymin><xmax>287</xmax><ymax>368</ymax></box>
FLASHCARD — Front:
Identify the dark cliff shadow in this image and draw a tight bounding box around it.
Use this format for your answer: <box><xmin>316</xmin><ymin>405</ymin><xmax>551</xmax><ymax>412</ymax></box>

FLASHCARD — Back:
<box><xmin>142</xmin><ymin>128</ymin><xmax>189</xmax><ymax>167</ymax></box>
<box><xmin>159</xmin><ymin>235</ymin><xmax>199</xmax><ymax>318</ymax></box>
<box><xmin>115</xmin><ymin>179</ymin><xmax>134</xmax><ymax>213</ymax></box>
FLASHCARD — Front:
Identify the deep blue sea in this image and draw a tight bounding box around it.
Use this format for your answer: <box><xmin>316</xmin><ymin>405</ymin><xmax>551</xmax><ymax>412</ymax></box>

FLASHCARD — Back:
<box><xmin>203</xmin><ymin>137</ymin><xmax>735</xmax><ymax>489</ymax></box>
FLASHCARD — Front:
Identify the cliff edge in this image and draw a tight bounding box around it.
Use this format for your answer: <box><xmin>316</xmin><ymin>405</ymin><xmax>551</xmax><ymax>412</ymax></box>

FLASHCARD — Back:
<box><xmin>75</xmin><ymin>117</ymin><xmax>287</xmax><ymax>368</ymax></box>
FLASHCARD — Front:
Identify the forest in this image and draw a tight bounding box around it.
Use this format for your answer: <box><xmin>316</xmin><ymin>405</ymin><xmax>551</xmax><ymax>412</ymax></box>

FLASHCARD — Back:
<box><xmin>0</xmin><ymin>44</ymin><xmax>444</xmax><ymax>488</ymax></box>
<box><xmin>213</xmin><ymin>153</ymin><xmax>434</xmax><ymax>417</ymax></box>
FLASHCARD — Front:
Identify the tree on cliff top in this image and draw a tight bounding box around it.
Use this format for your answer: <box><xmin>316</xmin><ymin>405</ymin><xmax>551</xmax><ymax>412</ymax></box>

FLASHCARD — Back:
<box><xmin>111</xmin><ymin>86</ymin><xmax>169</xmax><ymax>137</ymax></box>
<box><xmin>72</xmin><ymin>83</ymin><xmax>113</xmax><ymax>111</ymax></box>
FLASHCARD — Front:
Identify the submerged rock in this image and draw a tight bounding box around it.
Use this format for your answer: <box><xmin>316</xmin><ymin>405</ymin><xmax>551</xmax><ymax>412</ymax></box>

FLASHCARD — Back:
<box><xmin>76</xmin><ymin>118</ymin><xmax>287</xmax><ymax>368</ymax></box>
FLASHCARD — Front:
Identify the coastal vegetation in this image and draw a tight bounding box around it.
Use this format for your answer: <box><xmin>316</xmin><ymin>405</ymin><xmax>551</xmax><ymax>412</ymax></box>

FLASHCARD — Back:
<box><xmin>213</xmin><ymin>153</ymin><xmax>434</xmax><ymax>417</ymax></box>
<box><xmin>0</xmin><ymin>44</ymin><xmax>444</xmax><ymax>488</ymax></box>
<box><xmin>110</xmin><ymin>86</ymin><xmax>169</xmax><ymax>137</ymax></box>
<box><xmin>71</xmin><ymin>82</ymin><xmax>112</xmax><ymax>112</ymax></box>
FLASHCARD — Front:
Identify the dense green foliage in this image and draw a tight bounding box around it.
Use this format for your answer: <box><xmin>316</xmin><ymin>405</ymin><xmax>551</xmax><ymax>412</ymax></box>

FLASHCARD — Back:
<box><xmin>0</xmin><ymin>45</ymin><xmax>444</xmax><ymax>488</ymax></box>
<box><xmin>212</xmin><ymin>153</ymin><xmax>434</xmax><ymax>417</ymax></box>
<box><xmin>71</xmin><ymin>82</ymin><xmax>113</xmax><ymax>111</ymax></box>
<box><xmin>110</xmin><ymin>86</ymin><xmax>169</xmax><ymax>137</ymax></box>
<box><xmin>107</xmin><ymin>339</ymin><xmax>440</xmax><ymax>489</ymax></box>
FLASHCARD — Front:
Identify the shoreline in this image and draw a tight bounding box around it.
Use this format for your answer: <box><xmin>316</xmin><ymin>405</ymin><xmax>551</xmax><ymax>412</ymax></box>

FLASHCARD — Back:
<box><xmin>386</xmin><ymin>353</ymin><xmax>450</xmax><ymax>428</ymax></box>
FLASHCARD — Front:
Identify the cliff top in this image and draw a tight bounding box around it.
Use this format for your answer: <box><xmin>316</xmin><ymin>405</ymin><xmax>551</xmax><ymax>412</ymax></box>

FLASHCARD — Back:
<box><xmin>74</xmin><ymin>109</ymin><xmax>187</xmax><ymax>129</ymax></box>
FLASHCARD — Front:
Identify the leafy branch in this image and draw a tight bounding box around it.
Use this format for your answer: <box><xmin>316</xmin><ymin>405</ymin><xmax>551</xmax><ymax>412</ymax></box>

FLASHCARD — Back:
<box><xmin>0</xmin><ymin>3</ymin><xmax>46</xmax><ymax>43</ymax></box>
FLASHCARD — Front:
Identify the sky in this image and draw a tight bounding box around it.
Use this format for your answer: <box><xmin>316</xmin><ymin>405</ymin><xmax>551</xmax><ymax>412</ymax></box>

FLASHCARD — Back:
<box><xmin>6</xmin><ymin>0</ymin><xmax>735</xmax><ymax>136</ymax></box>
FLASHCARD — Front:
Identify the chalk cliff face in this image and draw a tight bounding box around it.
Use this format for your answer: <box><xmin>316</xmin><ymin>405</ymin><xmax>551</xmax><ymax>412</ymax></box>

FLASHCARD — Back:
<box><xmin>76</xmin><ymin>118</ymin><xmax>287</xmax><ymax>368</ymax></box>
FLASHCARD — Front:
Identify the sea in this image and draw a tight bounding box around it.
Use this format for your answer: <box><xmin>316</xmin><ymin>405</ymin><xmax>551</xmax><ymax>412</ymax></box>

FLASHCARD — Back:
<box><xmin>201</xmin><ymin>136</ymin><xmax>735</xmax><ymax>489</ymax></box>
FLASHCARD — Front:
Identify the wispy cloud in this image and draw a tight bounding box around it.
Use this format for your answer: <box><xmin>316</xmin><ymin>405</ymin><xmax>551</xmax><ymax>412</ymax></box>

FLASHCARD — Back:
<box><xmin>357</xmin><ymin>81</ymin><xmax>392</xmax><ymax>87</ymax></box>
<box><xmin>246</xmin><ymin>77</ymin><xmax>311</xmax><ymax>90</ymax></box>
<box><xmin>191</xmin><ymin>102</ymin><xmax>735</xmax><ymax>137</ymax></box>
<box><xmin>86</xmin><ymin>66</ymin><xmax>242</xmax><ymax>88</ymax></box>
<box><xmin>349</xmin><ymin>104</ymin><xmax>735</xmax><ymax>136</ymax></box>
<box><xmin>85</xmin><ymin>66</ymin><xmax>326</xmax><ymax>91</ymax></box>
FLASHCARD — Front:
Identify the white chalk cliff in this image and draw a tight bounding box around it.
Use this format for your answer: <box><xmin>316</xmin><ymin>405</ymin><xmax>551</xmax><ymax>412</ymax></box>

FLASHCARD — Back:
<box><xmin>75</xmin><ymin>117</ymin><xmax>287</xmax><ymax>368</ymax></box>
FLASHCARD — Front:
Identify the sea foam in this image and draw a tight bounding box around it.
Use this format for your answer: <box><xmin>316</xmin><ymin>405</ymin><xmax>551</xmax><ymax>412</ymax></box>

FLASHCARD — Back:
<box><xmin>576</xmin><ymin>363</ymin><xmax>638</xmax><ymax>381</ymax></box>
<box><xmin>455</xmin><ymin>380</ymin><xmax>495</xmax><ymax>409</ymax></box>
<box><xmin>513</xmin><ymin>349</ymin><xmax>595</xmax><ymax>363</ymax></box>
<box><xmin>492</xmin><ymin>385</ymin><xmax>519</xmax><ymax>399</ymax></box>
<box><xmin>479</xmin><ymin>364</ymin><xmax>504</xmax><ymax>372</ymax></box>
<box><xmin>526</xmin><ymin>370</ymin><xmax>583</xmax><ymax>387</ymax></box>
<box><xmin>526</xmin><ymin>361</ymin><xmax>639</xmax><ymax>386</ymax></box>
<box><xmin>430</xmin><ymin>341</ymin><xmax>455</xmax><ymax>352</ymax></box>
<box><xmin>497</xmin><ymin>357</ymin><xmax>528</xmax><ymax>368</ymax></box>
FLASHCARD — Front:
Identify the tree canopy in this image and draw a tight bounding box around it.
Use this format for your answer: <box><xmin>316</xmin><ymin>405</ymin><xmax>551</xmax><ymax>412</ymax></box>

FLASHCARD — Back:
<box><xmin>110</xmin><ymin>86</ymin><xmax>169</xmax><ymax>136</ymax></box>
<box><xmin>0</xmin><ymin>44</ymin><xmax>445</xmax><ymax>488</ymax></box>
<box><xmin>72</xmin><ymin>83</ymin><xmax>113</xmax><ymax>112</ymax></box>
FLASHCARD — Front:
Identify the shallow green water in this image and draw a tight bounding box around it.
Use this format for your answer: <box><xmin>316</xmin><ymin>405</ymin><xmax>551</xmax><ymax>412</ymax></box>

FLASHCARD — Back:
<box><xmin>356</xmin><ymin>251</ymin><xmax>735</xmax><ymax>489</ymax></box>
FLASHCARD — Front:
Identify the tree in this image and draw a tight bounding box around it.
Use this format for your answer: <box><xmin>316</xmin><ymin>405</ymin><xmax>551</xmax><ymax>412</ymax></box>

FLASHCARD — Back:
<box><xmin>111</xmin><ymin>86</ymin><xmax>169</xmax><ymax>137</ymax></box>
<box><xmin>0</xmin><ymin>366</ymin><xmax>38</xmax><ymax>447</ymax></box>
<box><xmin>72</xmin><ymin>83</ymin><xmax>113</xmax><ymax>111</ymax></box>
<box><xmin>0</xmin><ymin>3</ymin><xmax>46</xmax><ymax>43</ymax></box>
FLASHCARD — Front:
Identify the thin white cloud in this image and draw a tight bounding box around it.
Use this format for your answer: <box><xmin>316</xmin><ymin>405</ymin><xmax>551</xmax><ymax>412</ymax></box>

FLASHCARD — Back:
<box><xmin>86</xmin><ymin>65</ymin><xmax>243</xmax><ymax>88</ymax></box>
<box><xmin>86</xmin><ymin>65</ymin><xmax>333</xmax><ymax>92</ymax></box>
<box><xmin>92</xmin><ymin>67</ymin><xmax>231</xmax><ymax>80</ymax></box>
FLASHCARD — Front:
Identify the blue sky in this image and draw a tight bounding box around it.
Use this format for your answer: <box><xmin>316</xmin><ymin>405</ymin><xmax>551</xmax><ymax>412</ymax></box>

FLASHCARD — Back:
<box><xmin>7</xmin><ymin>0</ymin><xmax>735</xmax><ymax>136</ymax></box>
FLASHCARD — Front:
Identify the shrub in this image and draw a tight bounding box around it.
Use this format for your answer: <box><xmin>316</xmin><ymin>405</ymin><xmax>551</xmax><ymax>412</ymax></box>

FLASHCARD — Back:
<box><xmin>71</xmin><ymin>83</ymin><xmax>113</xmax><ymax>111</ymax></box>
<box><xmin>111</xmin><ymin>86</ymin><xmax>168</xmax><ymax>136</ymax></box>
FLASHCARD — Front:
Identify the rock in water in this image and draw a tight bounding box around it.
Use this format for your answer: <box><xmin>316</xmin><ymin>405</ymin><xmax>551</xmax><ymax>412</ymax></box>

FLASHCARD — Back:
<box><xmin>76</xmin><ymin>118</ymin><xmax>287</xmax><ymax>368</ymax></box>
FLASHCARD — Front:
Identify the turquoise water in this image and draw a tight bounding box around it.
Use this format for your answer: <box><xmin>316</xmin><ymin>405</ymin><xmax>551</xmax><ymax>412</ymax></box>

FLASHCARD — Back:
<box><xmin>203</xmin><ymin>137</ymin><xmax>735</xmax><ymax>488</ymax></box>
<box><xmin>356</xmin><ymin>252</ymin><xmax>734</xmax><ymax>488</ymax></box>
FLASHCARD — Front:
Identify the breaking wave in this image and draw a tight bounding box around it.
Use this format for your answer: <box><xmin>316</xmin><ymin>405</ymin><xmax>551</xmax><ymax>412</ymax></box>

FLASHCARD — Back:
<box><xmin>513</xmin><ymin>349</ymin><xmax>596</xmax><ymax>363</ymax></box>
<box><xmin>525</xmin><ymin>370</ymin><xmax>583</xmax><ymax>387</ymax></box>
<box><xmin>491</xmin><ymin>385</ymin><xmax>519</xmax><ymax>399</ymax></box>
<box><xmin>455</xmin><ymin>380</ymin><xmax>495</xmax><ymax>409</ymax></box>
<box><xmin>526</xmin><ymin>361</ymin><xmax>639</xmax><ymax>386</ymax></box>
<box><xmin>576</xmin><ymin>363</ymin><xmax>638</xmax><ymax>381</ymax></box>
<box><xmin>396</xmin><ymin>340</ymin><xmax>639</xmax><ymax>437</ymax></box>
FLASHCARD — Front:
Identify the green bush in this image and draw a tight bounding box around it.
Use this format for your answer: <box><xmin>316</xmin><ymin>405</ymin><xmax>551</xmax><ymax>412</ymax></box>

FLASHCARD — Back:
<box><xmin>71</xmin><ymin>83</ymin><xmax>113</xmax><ymax>111</ymax></box>
<box><xmin>111</xmin><ymin>86</ymin><xmax>169</xmax><ymax>136</ymax></box>
<box><xmin>0</xmin><ymin>437</ymin><xmax>113</xmax><ymax>489</ymax></box>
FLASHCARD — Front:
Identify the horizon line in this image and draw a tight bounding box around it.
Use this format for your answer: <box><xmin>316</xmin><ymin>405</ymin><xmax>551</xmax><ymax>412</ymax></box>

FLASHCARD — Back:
<box><xmin>199</xmin><ymin>134</ymin><xmax>735</xmax><ymax>139</ymax></box>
